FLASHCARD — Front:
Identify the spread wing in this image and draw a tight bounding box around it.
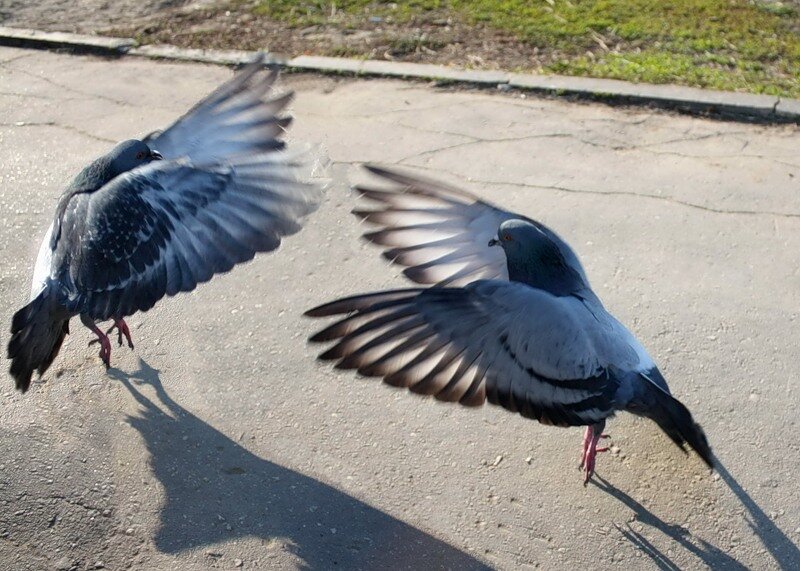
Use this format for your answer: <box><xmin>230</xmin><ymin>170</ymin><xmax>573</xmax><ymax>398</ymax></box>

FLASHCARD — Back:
<box><xmin>352</xmin><ymin>165</ymin><xmax>588</xmax><ymax>287</ymax></box>
<box><xmin>306</xmin><ymin>281</ymin><xmax>636</xmax><ymax>427</ymax></box>
<box><xmin>59</xmin><ymin>157</ymin><xmax>321</xmax><ymax>320</ymax></box>
<box><xmin>144</xmin><ymin>54</ymin><xmax>291</xmax><ymax>163</ymax></box>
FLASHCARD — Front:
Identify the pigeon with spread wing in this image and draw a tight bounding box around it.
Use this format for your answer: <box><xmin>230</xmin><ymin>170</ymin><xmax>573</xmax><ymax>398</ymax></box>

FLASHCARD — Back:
<box><xmin>9</xmin><ymin>56</ymin><xmax>323</xmax><ymax>392</ymax></box>
<box><xmin>307</xmin><ymin>166</ymin><xmax>712</xmax><ymax>484</ymax></box>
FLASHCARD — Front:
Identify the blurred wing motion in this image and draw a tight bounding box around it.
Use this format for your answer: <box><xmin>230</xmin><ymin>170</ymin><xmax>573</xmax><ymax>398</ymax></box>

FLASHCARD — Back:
<box><xmin>61</xmin><ymin>157</ymin><xmax>321</xmax><ymax>320</ymax></box>
<box><xmin>144</xmin><ymin>54</ymin><xmax>292</xmax><ymax>163</ymax></box>
<box><xmin>306</xmin><ymin>281</ymin><xmax>628</xmax><ymax>427</ymax></box>
<box><xmin>8</xmin><ymin>55</ymin><xmax>325</xmax><ymax>392</ymax></box>
<box><xmin>59</xmin><ymin>58</ymin><xmax>323</xmax><ymax>320</ymax></box>
<box><xmin>352</xmin><ymin>165</ymin><xmax>587</xmax><ymax>286</ymax></box>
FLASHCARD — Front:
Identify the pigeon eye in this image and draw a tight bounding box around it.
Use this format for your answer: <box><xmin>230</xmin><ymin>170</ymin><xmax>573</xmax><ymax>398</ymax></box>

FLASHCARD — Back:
<box><xmin>135</xmin><ymin>151</ymin><xmax>146</xmax><ymax>159</ymax></box>
<box><xmin>502</xmin><ymin>234</ymin><xmax>512</xmax><ymax>242</ymax></box>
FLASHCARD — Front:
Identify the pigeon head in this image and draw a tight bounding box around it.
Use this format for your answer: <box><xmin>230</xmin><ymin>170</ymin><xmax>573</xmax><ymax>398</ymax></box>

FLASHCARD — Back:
<box><xmin>107</xmin><ymin>139</ymin><xmax>163</xmax><ymax>175</ymax></box>
<box><xmin>490</xmin><ymin>219</ymin><xmax>586</xmax><ymax>295</ymax></box>
<box><xmin>66</xmin><ymin>140</ymin><xmax>164</xmax><ymax>194</ymax></box>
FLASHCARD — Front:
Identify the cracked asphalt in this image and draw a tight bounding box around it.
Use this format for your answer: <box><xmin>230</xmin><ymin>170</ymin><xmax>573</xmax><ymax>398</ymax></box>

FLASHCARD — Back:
<box><xmin>1</xmin><ymin>47</ymin><xmax>799</xmax><ymax>571</ymax></box>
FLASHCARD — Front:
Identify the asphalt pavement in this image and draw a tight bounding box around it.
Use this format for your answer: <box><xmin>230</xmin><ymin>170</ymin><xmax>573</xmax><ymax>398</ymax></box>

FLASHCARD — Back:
<box><xmin>0</xmin><ymin>46</ymin><xmax>798</xmax><ymax>570</ymax></box>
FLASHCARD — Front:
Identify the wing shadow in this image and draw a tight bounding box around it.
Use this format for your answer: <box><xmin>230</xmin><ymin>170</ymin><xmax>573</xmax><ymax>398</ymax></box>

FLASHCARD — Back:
<box><xmin>109</xmin><ymin>360</ymin><xmax>491</xmax><ymax>571</ymax></box>
<box><xmin>594</xmin><ymin>470</ymin><xmax>799</xmax><ymax>570</ymax></box>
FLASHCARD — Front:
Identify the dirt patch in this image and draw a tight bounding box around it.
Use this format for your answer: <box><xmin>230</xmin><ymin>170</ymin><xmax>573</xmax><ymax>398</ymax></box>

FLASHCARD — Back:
<box><xmin>0</xmin><ymin>0</ymin><xmax>567</xmax><ymax>72</ymax></box>
<box><xmin>0</xmin><ymin>0</ymin><xmax>195</xmax><ymax>34</ymax></box>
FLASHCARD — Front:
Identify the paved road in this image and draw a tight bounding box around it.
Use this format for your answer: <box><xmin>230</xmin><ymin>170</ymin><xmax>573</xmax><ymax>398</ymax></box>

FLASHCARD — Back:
<box><xmin>0</xmin><ymin>46</ymin><xmax>798</xmax><ymax>571</ymax></box>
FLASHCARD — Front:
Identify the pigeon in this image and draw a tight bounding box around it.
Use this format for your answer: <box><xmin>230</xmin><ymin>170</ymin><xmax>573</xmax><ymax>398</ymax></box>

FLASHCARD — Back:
<box><xmin>351</xmin><ymin>165</ymin><xmax>589</xmax><ymax>288</ymax></box>
<box><xmin>306</xmin><ymin>166</ymin><xmax>713</xmax><ymax>484</ymax></box>
<box><xmin>8</xmin><ymin>56</ymin><xmax>323</xmax><ymax>392</ymax></box>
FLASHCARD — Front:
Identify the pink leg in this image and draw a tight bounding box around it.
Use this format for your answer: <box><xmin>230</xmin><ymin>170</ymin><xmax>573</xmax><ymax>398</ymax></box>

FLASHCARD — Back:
<box><xmin>91</xmin><ymin>318</ymin><xmax>135</xmax><ymax>349</ymax></box>
<box><xmin>579</xmin><ymin>423</ymin><xmax>610</xmax><ymax>486</ymax></box>
<box><xmin>111</xmin><ymin>318</ymin><xmax>134</xmax><ymax>349</ymax></box>
<box><xmin>87</xmin><ymin>324</ymin><xmax>112</xmax><ymax>368</ymax></box>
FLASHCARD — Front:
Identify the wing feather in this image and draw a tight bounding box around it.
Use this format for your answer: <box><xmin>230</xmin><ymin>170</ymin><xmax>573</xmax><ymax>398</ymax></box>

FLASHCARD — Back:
<box><xmin>307</xmin><ymin>282</ymin><xmax>628</xmax><ymax>425</ymax></box>
<box><xmin>354</xmin><ymin>165</ymin><xmax>588</xmax><ymax>287</ymax></box>
<box><xmin>144</xmin><ymin>56</ymin><xmax>293</xmax><ymax>163</ymax></box>
<box><xmin>51</xmin><ymin>61</ymin><xmax>326</xmax><ymax>319</ymax></box>
<box><xmin>61</xmin><ymin>155</ymin><xmax>320</xmax><ymax>320</ymax></box>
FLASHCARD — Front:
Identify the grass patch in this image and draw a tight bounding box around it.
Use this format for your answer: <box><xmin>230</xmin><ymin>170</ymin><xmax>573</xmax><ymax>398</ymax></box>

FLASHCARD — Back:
<box><xmin>252</xmin><ymin>0</ymin><xmax>444</xmax><ymax>26</ymax></box>
<box><xmin>125</xmin><ymin>0</ymin><xmax>800</xmax><ymax>97</ymax></box>
<box><xmin>455</xmin><ymin>0</ymin><xmax>799</xmax><ymax>96</ymax></box>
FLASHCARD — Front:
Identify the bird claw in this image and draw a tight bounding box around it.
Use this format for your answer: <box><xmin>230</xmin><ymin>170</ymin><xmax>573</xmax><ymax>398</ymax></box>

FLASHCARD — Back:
<box><xmin>93</xmin><ymin>332</ymin><xmax>112</xmax><ymax>368</ymax></box>
<box><xmin>90</xmin><ymin>319</ymin><xmax>134</xmax><ymax>350</ymax></box>
<box><xmin>114</xmin><ymin>318</ymin><xmax>134</xmax><ymax>350</ymax></box>
<box><xmin>88</xmin><ymin>324</ymin><xmax>116</xmax><ymax>346</ymax></box>
<box><xmin>580</xmin><ymin>425</ymin><xmax>610</xmax><ymax>485</ymax></box>
<box><xmin>113</xmin><ymin>326</ymin><xmax>123</xmax><ymax>347</ymax></box>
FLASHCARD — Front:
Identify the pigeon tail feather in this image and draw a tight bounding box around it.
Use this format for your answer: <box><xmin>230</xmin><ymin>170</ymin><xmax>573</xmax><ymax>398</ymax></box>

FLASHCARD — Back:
<box><xmin>7</xmin><ymin>282</ymin><xmax>70</xmax><ymax>393</ymax></box>
<box><xmin>631</xmin><ymin>375</ymin><xmax>714</xmax><ymax>468</ymax></box>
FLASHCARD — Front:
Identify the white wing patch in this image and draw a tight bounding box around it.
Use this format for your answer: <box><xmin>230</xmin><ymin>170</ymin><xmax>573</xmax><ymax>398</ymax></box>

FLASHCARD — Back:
<box><xmin>30</xmin><ymin>223</ymin><xmax>53</xmax><ymax>300</ymax></box>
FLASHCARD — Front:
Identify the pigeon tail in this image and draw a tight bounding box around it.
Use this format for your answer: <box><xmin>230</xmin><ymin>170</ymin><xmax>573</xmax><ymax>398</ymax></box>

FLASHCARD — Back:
<box><xmin>629</xmin><ymin>374</ymin><xmax>714</xmax><ymax>468</ymax></box>
<box><xmin>7</xmin><ymin>282</ymin><xmax>70</xmax><ymax>392</ymax></box>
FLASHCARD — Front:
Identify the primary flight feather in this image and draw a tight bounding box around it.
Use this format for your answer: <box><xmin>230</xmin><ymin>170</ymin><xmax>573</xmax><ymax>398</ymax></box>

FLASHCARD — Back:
<box><xmin>9</xmin><ymin>56</ymin><xmax>323</xmax><ymax>392</ymax></box>
<box><xmin>307</xmin><ymin>166</ymin><xmax>712</xmax><ymax>484</ymax></box>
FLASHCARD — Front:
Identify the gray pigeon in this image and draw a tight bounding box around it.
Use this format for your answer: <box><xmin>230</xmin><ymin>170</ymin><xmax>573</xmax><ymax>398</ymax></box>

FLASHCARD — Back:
<box><xmin>8</xmin><ymin>56</ymin><xmax>323</xmax><ymax>392</ymax></box>
<box><xmin>306</xmin><ymin>166</ymin><xmax>712</xmax><ymax>484</ymax></box>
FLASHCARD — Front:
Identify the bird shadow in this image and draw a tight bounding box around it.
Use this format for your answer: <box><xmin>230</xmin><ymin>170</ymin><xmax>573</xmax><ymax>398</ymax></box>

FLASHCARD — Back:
<box><xmin>715</xmin><ymin>461</ymin><xmax>800</xmax><ymax>570</ymax></box>
<box><xmin>593</xmin><ymin>469</ymin><xmax>799</xmax><ymax>570</ymax></box>
<box><xmin>592</xmin><ymin>476</ymin><xmax>746</xmax><ymax>570</ymax></box>
<box><xmin>108</xmin><ymin>360</ymin><xmax>490</xmax><ymax>570</ymax></box>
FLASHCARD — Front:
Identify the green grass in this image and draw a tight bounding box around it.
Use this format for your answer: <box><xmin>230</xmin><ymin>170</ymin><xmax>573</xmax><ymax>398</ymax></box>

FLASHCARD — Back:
<box><xmin>252</xmin><ymin>0</ymin><xmax>444</xmax><ymax>25</ymax></box>
<box><xmin>253</xmin><ymin>0</ymin><xmax>800</xmax><ymax>97</ymax></box>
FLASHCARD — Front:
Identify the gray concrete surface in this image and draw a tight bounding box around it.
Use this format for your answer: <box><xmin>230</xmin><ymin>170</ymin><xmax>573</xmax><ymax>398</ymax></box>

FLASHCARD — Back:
<box><xmin>0</xmin><ymin>46</ymin><xmax>798</xmax><ymax>571</ymax></box>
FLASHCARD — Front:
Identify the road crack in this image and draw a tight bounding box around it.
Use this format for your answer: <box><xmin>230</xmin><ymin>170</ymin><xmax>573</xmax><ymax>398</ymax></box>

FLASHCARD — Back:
<box><xmin>400</xmin><ymin>163</ymin><xmax>800</xmax><ymax>219</ymax></box>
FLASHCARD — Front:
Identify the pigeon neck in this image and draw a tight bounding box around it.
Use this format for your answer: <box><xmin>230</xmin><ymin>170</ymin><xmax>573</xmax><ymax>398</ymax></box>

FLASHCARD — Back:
<box><xmin>51</xmin><ymin>158</ymin><xmax>120</xmax><ymax>250</ymax></box>
<box><xmin>67</xmin><ymin>158</ymin><xmax>118</xmax><ymax>194</ymax></box>
<box><xmin>506</xmin><ymin>257</ymin><xmax>589</xmax><ymax>297</ymax></box>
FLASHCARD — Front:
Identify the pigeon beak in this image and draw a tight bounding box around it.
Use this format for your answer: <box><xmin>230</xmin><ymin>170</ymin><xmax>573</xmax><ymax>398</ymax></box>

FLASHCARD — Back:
<box><xmin>150</xmin><ymin>150</ymin><xmax>163</xmax><ymax>161</ymax></box>
<box><xmin>488</xmin><ymin>238</ymin><xmax>500</xmax><ymax>247</ymax></box>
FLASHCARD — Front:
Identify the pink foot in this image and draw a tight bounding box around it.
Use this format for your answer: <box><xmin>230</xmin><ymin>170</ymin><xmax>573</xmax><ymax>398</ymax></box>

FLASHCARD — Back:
<box><xmin>110</xmin><ymin>318</ymin><xmax>134</xmax><ymax>349</ymax></box>
<box><xmin>87</xmin><ymin>325</ymin><xmax>112</xmax><ymax>368</ymax></box>
<box><xmin>579</xmin><ymin>424</ymin><xmax>610</xmax><ymax>485</ymax></box>
<box><xmin>90</xmin><ymin>319</ymin><xmax>134</xmax><ymax>349</ymax></box>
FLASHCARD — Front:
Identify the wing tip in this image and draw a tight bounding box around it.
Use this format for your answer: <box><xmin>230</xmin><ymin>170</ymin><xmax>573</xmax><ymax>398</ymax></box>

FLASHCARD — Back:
<box><xmin>363</xmin><ymin>163</ymin><xmax>386</xmax><ymax>177</ymax></box>
<box><xmin>304</xmin><ymin>305</ymin><xmax>333</xmax><ymax>318</ymax></box>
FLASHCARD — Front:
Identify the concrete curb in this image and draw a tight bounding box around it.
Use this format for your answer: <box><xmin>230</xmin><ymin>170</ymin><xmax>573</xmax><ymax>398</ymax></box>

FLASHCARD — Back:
<box><xmin>0</xmin><ymin>26</ymin><xmax>133</xmax><ymax>55</ymax></box>
<box><xmin>128</xmin><ymin>44</ymin><xmax>285</xmax><ymax>66</ymax></box>
<box><xmin>1</xmin><ymin>27</ymin><xmax>798</xmax><ymax>124</ymax></box>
